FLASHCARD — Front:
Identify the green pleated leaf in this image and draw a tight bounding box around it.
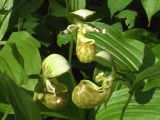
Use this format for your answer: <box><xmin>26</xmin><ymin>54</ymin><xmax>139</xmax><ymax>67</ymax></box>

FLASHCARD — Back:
<box><xmin>95</xmin><ymin>89</ymin><xmax>160</xmax><ymax>120</ymax></box>
<box><xmin>86</xmin><ymin>22</ymin><xmax>145</xmax><ymax>71</ymax></box>
<box><xmin>0</xmin><ymin>72</ymin><xmax>42</xmax><ymax>120</ymax></box>
<box><xmin>108</xmin><ymin>0</ymin><xmax>133</xmax><ymax>17</ymax></box>
<box><xmin>0</xmin><ymin>0</ymin><xmax>13</xmax><ymax>40</ymax></box>
<box><xmin>65</xmin><ymin>0</ymin><xmax>86</xmax><ymax>12</ymax></box>
<box><xmin>141</xmin><ymin>0</ymin><xmax>160</xmax><ymax>25</ymax></box>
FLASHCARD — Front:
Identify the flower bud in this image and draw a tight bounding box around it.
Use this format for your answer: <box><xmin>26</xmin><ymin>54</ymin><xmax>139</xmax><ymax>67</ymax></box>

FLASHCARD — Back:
<box><xmin>72</xmin><ymin>80</ymin><xmax>110</xmax><ymax>109</ymax></box>
<box><xmin>42</xmin><ymin>54</ymin><xmax>70</xmax><ymax>79</ymax></box>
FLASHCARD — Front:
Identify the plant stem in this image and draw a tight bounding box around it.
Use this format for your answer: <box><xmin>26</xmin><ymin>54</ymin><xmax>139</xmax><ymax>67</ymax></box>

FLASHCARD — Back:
<box><xmin>17</xmin><ymin>18</ymin><xmax>21</xmax><ymax>31</ymax></box>
<box><xmin>120</xmin><ymin>90</ymin><xmax>134</xmax><ymax>120</ymax></box>
<box><xmin>68</xmin><ymin>36</ymin><xmax>76</xmax><ymax>86</ymax></box>
<box><xmin>1</xmin><ymin>105</ymin><xmax>11</xmax><ymax>120</ymax></box>
<box><xmin>68</xmin><ymin>70</ymin><xmax>76</xmax><ymax>86</ymax></box>
<box><xmin>68</xmin><ymin>40</ymin><xmax>74</xmax><ymax>66</ymax></box>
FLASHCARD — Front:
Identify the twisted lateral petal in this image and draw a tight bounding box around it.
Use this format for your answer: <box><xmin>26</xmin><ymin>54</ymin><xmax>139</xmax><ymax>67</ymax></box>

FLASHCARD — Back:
<box><xmin>42</xmin><ymin>54</ymin><xmax>70</xmax><ymax>78</ymax></box>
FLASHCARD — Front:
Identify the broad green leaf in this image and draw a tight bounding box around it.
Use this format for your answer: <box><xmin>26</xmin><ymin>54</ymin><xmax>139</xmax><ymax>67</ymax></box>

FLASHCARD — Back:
<box><xmin>65</xmin><ymin>0</ymin><xmax>86</xmax><ymax>12</ymax></box>
<box><xmin>141</xmin><ymin>0</ymin><xmax>160</xmax><ymax>25</ymax></box>
<box><xmin>0</xmin><ymin>73</ymin><xmax>42</xmax><ymax>120</ymax></box>
<box><xmin>135</xmin><ymin>61</ymin><xmax>160</xmax><ymax>84</ymax></box>
<box><xmin>19</xmin><ymin>0</ymin><xmax>44</xmax><ymax>17</ymax></box>
<box><xmin>57</xmin><ymin>32</ymin><xmax>76</xmax><ymax>47</ymax></box>
<box><xmin>7</xmin><ymin>31</ymin><xmax>41</xmax><ymax>76</ymax></box>
<box><xmin>0</xmin><ymin>45</ymin><xmax>28</xmax><ymax>86</ymax></box>
<box><xmin>152</xmin><ymin>44</ymin><xmax>160</xmax><ymax>61</ymax></box>
<box><xmin>0</xmin><ymin>0</ymin><xmax>13</xmax><ymax>40</ymax></box>
<box><xmin>86</xmin><ymin>22</ymin><xmax>145</xmax><ymax>71</ymax></box>
<box><xmin>143</xmin><ymin>77</ymin><xmax>160</xmax><ymax>91</ymax></box>
<box><xmin>22</xmin><ymin>16</ymin><xmax>52</xmax><ymax>47</ymax></box>
<box><xmin>110</xmin><ymin>22</ymin><xmax>123</xmax><ymax>32</ymax></box>
<box><xmin>133</xmin><ymin>61</ymin><xmax>160</xmax><ymax>91</ymax></box>
<box><xmin>95</xmin><ymin>89</ymin><xmax>160</xmax><ymax>120</ymax></box>
<box><xmin>108</xmin><ymin>0</ymin><xmax>133</xmax><ymax>17</ymax></box>
<box><xmin>9</xmin><ymin>0</ymin><xmax>43</xmax><ymax>29</ymax></box>
<box><xmin>0</xmin><ymin>103</ymin><xmax>14</xmax><ymax>114</ymax></box>
<box><xmin>116</xmin><ymin>10</ymin><xmax>137</xmax><ymax>29</ymax></box>
<box><xmin>127</xmin><ymin>39</ymin><xmax>156</xmax><ymax>70</ymax></box>
<box><xmin>49</xmin><ymin>0</ymin><xmax>67</xmax><ymax>17</ymax></box>
<box><xmin>122</xmin><ymin>28</ymin><xmax>159</xmax><ymax>43</ymax></box>
<box><xmin>0</xmin><ymin>31</ymin><xmax>41</xmax><ymax>91</ymax></box>
<box><xmin>22</xmin><ymin>15</ymin><xmax>40</xmax><ymax>34</ymax></box>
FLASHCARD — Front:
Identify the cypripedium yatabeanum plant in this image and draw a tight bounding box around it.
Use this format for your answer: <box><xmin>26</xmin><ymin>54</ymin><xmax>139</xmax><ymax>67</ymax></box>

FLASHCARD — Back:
<box><xmin>72</xmin><ymin>51</ymin><xmax>117</xmax><ymax>109</ymax></box>
<box><xmin>62</xmin><ymin>9</ymin><xmax>107</xmax><ymax>63</ymax></box>
<box><xmin>34</xmin><ymin>54</ymin><xmax>70</xmax><ymax>110</ymax></box>
<box><xmin>36</xmin><ymin>10</ymin><xmax>117</xmax><ymax>110</ymax></box>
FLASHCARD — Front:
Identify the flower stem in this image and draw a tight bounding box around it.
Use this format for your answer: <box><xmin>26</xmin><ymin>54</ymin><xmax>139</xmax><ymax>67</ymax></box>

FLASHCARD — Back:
<box><xmin>68</xmin><ymin>70</ymin><xmax>76</xmax><ymax>87</ymax></box>
<box><xmin>120</xmin><ymin>90</ymin><xmax>134</xmax><ymax>120</ymax></box>
<box><xmin>68</xmin><ymin>40</ymin><xmax>74</xmax><ymax>66</ymax></box>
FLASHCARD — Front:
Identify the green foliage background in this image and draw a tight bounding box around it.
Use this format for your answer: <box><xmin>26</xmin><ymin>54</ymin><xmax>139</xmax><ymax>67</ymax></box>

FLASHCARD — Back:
<box><xmin>0</xmin><ymin>0</ymin><xmax>160</xmax><ymax>120</ymax></box>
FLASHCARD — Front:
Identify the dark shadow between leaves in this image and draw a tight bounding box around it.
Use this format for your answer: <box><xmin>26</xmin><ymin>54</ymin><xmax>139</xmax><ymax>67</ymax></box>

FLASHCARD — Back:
<box><xmin>134</xmin><ymin>84</ymin><xmax>155</xmax><ymax>104</ymax></box>
<box><xmin>139</xmin><ymin>45</ymin><xmax>156</xmax><ymax>72</ymax></box>
<box><xmin>9</xmin><ymin>43</ymin><xmax>24</xmax><ymax>68</ymax></box>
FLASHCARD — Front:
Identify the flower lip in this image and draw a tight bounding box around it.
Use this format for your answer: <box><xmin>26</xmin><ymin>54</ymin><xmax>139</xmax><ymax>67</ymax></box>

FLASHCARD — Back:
<box><xmin>72</xmin><ymin>80</ymin><xmax>109</xmax><ymax>109</ymax></box>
